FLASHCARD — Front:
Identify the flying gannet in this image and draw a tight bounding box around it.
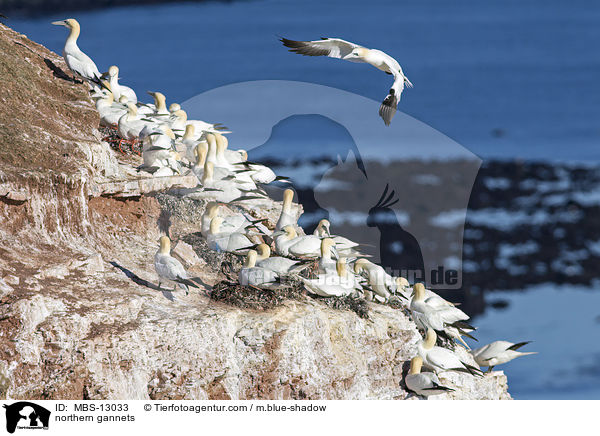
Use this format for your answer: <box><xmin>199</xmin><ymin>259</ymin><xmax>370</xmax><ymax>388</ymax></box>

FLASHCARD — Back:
<box><xmin>52</xmin><ymin>18</ymin><xmax>103</xmax><ymax>87</ymax></box>
<box><xmin>470</xmin><ymin>341</ymin><xmax>537</xmax><ymax>372</ymax></box>
<box><xmin>280</xmin><ymin>37</ymin><xmax>412</xmax><ymax>125</ymax></box>
<box><xmin>154</xmin><ymin>236</ymin><xmax>199</xmax><ymax>294</ymax></box>
<box><xmin>404</xmin><ymin>356</ymin><xmax>454</xmax><ymax>398</ymax></box>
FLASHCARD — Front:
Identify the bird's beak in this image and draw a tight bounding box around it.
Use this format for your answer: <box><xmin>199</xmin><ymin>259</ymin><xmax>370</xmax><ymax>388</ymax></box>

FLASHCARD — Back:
<box><xmin>272</xmin><ymin>230</ymin><xmax>283</xmax><ymax>237</ymax></box>
<box><xmin>146</xmin><ymin>91</ymin><xmax>155</xmax><ymax>96</ymax></box>
<box><xmin>52</xmin><ymin>20</ymin><xmax>67</xmax><ymax>26</ymax></box>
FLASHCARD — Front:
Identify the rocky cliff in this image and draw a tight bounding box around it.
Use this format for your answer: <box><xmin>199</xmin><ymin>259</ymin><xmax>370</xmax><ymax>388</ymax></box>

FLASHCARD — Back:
<box><xmin>0</xmin><ymin>23</ymin><xmax>510</xmax><ymax>400</ymax></box>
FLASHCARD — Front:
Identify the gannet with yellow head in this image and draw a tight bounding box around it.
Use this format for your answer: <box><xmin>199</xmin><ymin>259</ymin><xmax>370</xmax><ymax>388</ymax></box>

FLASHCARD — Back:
<box><xmin>410</xmin><ymin>283</ymin><xmax>476</xmax><ymax>348</ymax></box>
<box><xmin>52</xmin><ymin>18</ymin><xmax>103</xmax><ymax>86</ymax></box>
<box><xmin>280</xmin><ymin>37</ymin><xmax>412</xmax><ymax>126</ymax></box>
<box><xmin>404</xmin><ymin>356</ymin><xmax>454</xmax><ymax>397</ymax></box>
<box><xmin>275</xmin><ymin>189</ymin><xmax>299</xmax><ymax>231</ymax></box>
<box><xmin>273</xmin><ymin>225</ymin><xmax>321</xmax><ymax>258</ymax></box>
<box><xmin>238</xmin><ymin>250</ymin><xmax>280</xmax><ymax>290</ymax></box>
<box><xmin>106</xmin><ymin>65</ymin><xmax>137</xmax><ymax>103</ymax></box>
<box><xmin>154</xmin><ymin>235</ymin><xmax>199</xmax><ymax>294</ymax></box>
<box><xmin>470</xmin><ymin>340</ymin><xmax>537</xmax><ymax>372</ymax></box>
<box><xmin>417</xmin><ymin>328</ymin><xmax>482</xmax><ymax>376</ymax></box>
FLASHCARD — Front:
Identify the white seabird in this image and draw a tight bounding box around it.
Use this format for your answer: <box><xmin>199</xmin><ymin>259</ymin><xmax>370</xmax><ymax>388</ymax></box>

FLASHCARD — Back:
<box><xmin>280</xmin><ymin>37</ymin><xmax>413</xmax><ymax>125</ymax></box>
<box><xmin>275</xmin><ymin>189</ymin><xmax>298</xmax><ymax>230</ymax></box>
<box><xmin>52</xmin><ymin>18</ymin><xmax>103</xmax><ymax>86</ymax></box>
<box><xmin>318</xmin><ymin>237</ymin><xmax>338</xmax><ymax>275</ymax></box>
<box><xmin>417</xmin><ymin>328</ymin><xmax>482</xmax><ymax>376</ymax></box>
<box><xmin>239</xmin><ymin>250</ymin><xmax>280</xmax><ymax>290</ymax></box>
<box><xmin>154</xmin><ymin>236</ymin><xmax>199</xmax><ymax>294</ymax></box>
<box><xmin>313</xmin><ymin>219</ymin><xmax>361</xmax><ymax>255</ymax></box>
<box><xmin>301</xmin><ymin>258</ymin><xmax>358</xmax><ymax>297</ymax></box>
<box><xmin>274</xmin><ymin>225</ymin><xmax>321</xmax><ymax>258</ymax></box>
<box><xmin>410</xmin><ymin>283</ymin><xmax>476</xmax><ymax>348</ymax></box>
<box><xmin>404</xmin><ymin>356</ymin><xmax>454</xmax><ymax>398</ymax></box>
<box><xmin>206</xmin><ymin>216</ymin><xmax>257</xmax><ymax>254</ymax></box>
<box><xmin>470</xmin><ymin>341</ymin><xmax>537</xmax><ymax>372</ymax></box>
<box><xmin>255</xmin><ymin>243</ymin><xmax>306</xmax><ymax>274</ymax></box>
<box><xmin>353</xmin><ymin>258</ymin><xmax>394</xmax><ymax>300</ymax></box>
<box><xmin>106</xmin><ymin>65</ymin><xmax>137</xmax><ymax>103</ymax></box>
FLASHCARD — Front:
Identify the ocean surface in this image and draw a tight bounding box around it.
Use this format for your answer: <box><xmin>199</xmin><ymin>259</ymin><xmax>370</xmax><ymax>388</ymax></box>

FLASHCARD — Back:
<box><xmin>7</xmin><ymin>0</ymin><xmax>600</xmax><ymax>399</ymax></box>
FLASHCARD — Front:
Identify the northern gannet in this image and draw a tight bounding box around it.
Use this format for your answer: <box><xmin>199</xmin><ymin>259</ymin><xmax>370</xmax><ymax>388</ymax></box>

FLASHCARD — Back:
<box><xmin>313</xmin><ymin>219</ymin><xmax>361</xmax><ymax>255</ymax></box>
<box><xmin>280</xmin><ymin>37</ymin><xmax>412</xmax><ymax>125</ymax></box>
<box><xmin>96</xmin><ymin>92</ymin><xmax>128</xmax><ymax>127</ymax></box>
<box><xmin>106</xmin><ymin>65</ymin><xmax>137</xmax><ymax>103</ymax></box>
<box><xmin>274</xmin><ymin>225</ymin><xmax>321</xmax><ymax>258</ymax></box>
<box><xmin>118</xmin><ymin>102</ymin><xmax>149</xmax><ymax>143</ymax></box>
<box><xmin>470</xmin><ymin>341</ymin><xmax>537</xmax><ymax>372</ymax></box>
<box><xmin>276</xmin><ymin>189</ymin><xmax>298</xmax><ymax>231</ymax></box>
<box><xmin>417</xmin><ymin>328</ymin><xmax>482</xmax><ymax>376</ymax></box>
<box><xmin>354</xmin><ymin>258</ymin><xmax>394</xmax><ymax>300</ymax></box>
<box><xmin>197</xmin><ymin>162</ymin><xmax>266</xmax><ymax>203</ymax></box>
<box><xmin>139</xmin><ymin>91</ymin><xmax>169</xmax><ymax>118</ymax></box>
<box><xmin>200</xmin><ymin>202</ymin><xmax>257</xmax><ymax>235</ymax></box>
<box><xmin>239</xmin><ymin>250</ymin><xmax>280</xmax><ymax>289</ymax></box>
<box><xmin>206</xmin><ymin>216</ymin><xmax>256</xmax><ymax>254</ymax></box>
<box><xmin>301</xmin><ymin>258</ymin><xmax>357</xmax><ymax>297</ymax></box>
<box><xmin>154</xmin><ymin>236</ymin><xmax>199</xmax><ymax>293</ymax></box>
<box><xmin>191</xmin><ymin>143</ymin><xmax>208</xmax><ymax>179</ymax></box>
<box><xmin>182</xmin><ymin>124</ymin><xmax>206</xmax><ymax>162</ymax></box>
<box><xmin>405</xmin><ymin>356</ymin><xmax>454</xmax><ymax>397</ymax></box>
<box><xmin>52</xmin><ymin>18</ymin><xmax>103</xmax><ymax>86</ymax></box>
<box><xmin>318</xmin><ymin>237</ymin><xmax>337</xmax><ymax>275</ymax></box>
<box><xmin>410</xmin><ymin>283</ymin><xmax>476</xmax><ymax>348</ymax></box>
<box><xmin>140</xmin><ymin>125</ymin><xmax>179</xmax><ymax>173</ymax></box>
<box><xmin>256</xmin><ymin>243</ymin><xmax>305</xmax><ymax>274</ymax></box>
<box><xmin>218</xmin><ymin>135</ymin><xmax>247</xmax><ymax>165</ymax></box>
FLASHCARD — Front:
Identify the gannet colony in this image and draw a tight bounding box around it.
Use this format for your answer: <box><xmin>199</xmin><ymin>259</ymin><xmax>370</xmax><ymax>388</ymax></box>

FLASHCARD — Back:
<box><xmin>3</xmin><ymin>18</ymin><xmax>535</xmax><ymax>399</ymax></box>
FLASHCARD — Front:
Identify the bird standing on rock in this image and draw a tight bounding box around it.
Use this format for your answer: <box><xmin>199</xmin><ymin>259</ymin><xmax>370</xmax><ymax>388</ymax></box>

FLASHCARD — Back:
<box><xmin>405</xmin><ymin>356</ymin><xmax>455</xmax><ymax>397</ymax></box>
<box><xmin>154</xmin><ymin>236</ymin><xmax>199</xmax><ymax>294</ymax></box>
<box><xmin>52</xmin><ymin>18</ymin><xmax>103</xmax><ymax>87</ymax></box>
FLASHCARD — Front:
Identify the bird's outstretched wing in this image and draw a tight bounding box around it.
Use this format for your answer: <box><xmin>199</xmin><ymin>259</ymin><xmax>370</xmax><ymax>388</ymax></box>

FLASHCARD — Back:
<box><xmin>379</xmin><ymin>74</ymin><xmax>407</xmax><ymax>126</ymax></box>
<box><xmin>280</xmin><ymin>37</ymin><xmax>364</xmax><ymax>61</ymax></box>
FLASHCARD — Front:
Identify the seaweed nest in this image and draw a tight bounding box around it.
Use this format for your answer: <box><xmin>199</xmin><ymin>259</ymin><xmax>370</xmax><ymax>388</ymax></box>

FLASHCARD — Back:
<box><xmin>183</xmin><ymin>232</ymin><xmax>244</xmax><ymax>272</ymax></box>
<box><xmin>99</xmin><ymin>125</ymin><xmax>142</xmax><ymax>155</ymax></box>
<box><xmin>210</xmin><ymin>279</ymin><xmax>306</xmax><ymax>310</ymax></box>
<box><xmin>312</xmin><ymin>295</ymin><xmax>370</xmax><ymax>319</ymax></box>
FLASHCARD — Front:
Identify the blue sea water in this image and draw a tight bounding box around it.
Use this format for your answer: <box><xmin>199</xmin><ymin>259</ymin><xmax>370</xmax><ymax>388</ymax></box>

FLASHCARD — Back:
<box><xmin>469</xmin><ymin>284</ymin><xmax>600</xmax><ymax>400</ymax></box>
<box><xmin>8</xmin><ymin>0</ymin><xmax>600</xmax><ymax>161</ymax></box>
<box><xmin>7</xmin><ymin>0</ymin><xmax>600</xmax><ymax>399</ymax></box>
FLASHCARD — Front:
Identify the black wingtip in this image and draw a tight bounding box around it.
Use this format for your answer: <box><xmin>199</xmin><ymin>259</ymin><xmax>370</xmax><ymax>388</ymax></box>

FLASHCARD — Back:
<box><xmin>508</xmin><ymin>341</ymin><xmax>532</xmax><ymax>351</ymax></box>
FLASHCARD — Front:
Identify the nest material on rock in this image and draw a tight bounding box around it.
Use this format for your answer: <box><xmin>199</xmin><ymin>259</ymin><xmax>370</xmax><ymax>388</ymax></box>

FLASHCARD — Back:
<box><xmin>210</xmin><ymin>278</ymin><xmax>306</xmax><ymax>310</ymax></box>
<box><xmin>99</xmin><ymin>125</ymin><xmax>142</xmax><ymax>155</ymax></box>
